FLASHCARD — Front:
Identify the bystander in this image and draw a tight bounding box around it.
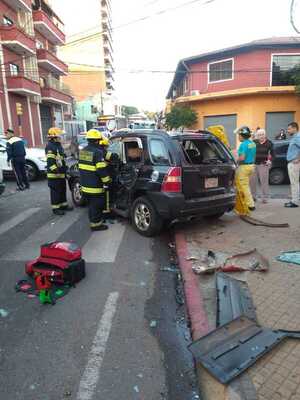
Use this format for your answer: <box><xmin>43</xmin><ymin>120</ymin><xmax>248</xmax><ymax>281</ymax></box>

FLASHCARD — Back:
<box><xmin>284</xmin><ymin>122</ymin><xmax>300</xmax><ymax>208</ymax></box>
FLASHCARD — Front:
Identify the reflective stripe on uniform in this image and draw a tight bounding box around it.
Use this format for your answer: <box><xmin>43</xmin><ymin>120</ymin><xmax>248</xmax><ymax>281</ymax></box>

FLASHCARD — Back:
<box><xmin>103</xmin><ymin>190</ymin><xmax>110</xmax><ymax>213</ymax></box>
<box><xmin>79</xmin><ymin>163</ymin><xmax>96</xmax><ymax>172</ymax></box>
<box><xmin>47</xmin><ymin>153</ymin><xmax>56</xmax><ymax>159</ymax></box>
<box><xmin>81</xmin><ymin>186</ymin><xmax>105</xmax><ymax>194</ymax></box>
<box><xmin>105</xmin><ymin>152</ymin><xmax>112</xmax><ymax>161</ymax></box>
<box><xmin>52</xmin><ymin>204</ymin><xmax>62</xmax><ymax>209</ymax></box>
<box><xmin>101</xmin><ymin>176</ymin><xmax>110</xmax><ymax>183</ymax></box>
<box><xmin>49</xmin><ymin>164</ymin><xmax>58</xmax><ymax>171</ymax></box>
<box><xmin>90</xmin><ymin>221</ymin><xmax>103</xmax><ymax>228</ymax></box>
<box><xmin>96</xmin><ymin>162</ymin><xmax>107</xmax><ymax>169</ymax></box>
<box><xmin>47</xmin><ymin>173</ymin><xmax>66</xmax><ymax>179</ymax></box>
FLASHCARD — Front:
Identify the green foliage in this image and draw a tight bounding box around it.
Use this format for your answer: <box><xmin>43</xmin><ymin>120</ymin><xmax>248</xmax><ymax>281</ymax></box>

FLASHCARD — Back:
<box><xmin>121</xmin><ymin>106</ymin><xmax>139</xmax><ymax>116</ymax></box>
<box><xmin>165</xmin><ymin>106</ymin><xmax>198</xmax><ymax>130</ymax></box>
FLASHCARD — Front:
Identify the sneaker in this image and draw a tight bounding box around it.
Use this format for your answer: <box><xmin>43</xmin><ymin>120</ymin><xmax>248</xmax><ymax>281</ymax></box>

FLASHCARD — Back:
<box><xmin>61</xmin><ymin>205</ymin><xmax>74</xmax><ymax>211</ymax></box>
<box><xmin>16</xmin><ymin>186</ymin><xmax>25</xmax><ymax>191</ymax></box>
<box><xmin>248</xmin><ymin>206</ymin><xmax>256</xmax><ymax>211</ymax></box>
<box><xmin>53</xmin><ymin>209</ymin><xmax>65</xmax><ymax>216</ymax></box>
<box><xmin>91</xmin><ymin>224</ymin><xmax>108</xmax><ymax>231</ymax></box>
<box><xmin>284</xmin><ymin>201</ymin><xmax>299</xmax><ymax>208</ymax></box>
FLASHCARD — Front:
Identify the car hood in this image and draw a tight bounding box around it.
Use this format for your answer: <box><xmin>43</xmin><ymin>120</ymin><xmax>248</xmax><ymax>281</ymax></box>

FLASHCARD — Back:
<box><xmin>26</xmin><ymin>147</ymin><xmax>46</xmax><ymax>157</ymax></box>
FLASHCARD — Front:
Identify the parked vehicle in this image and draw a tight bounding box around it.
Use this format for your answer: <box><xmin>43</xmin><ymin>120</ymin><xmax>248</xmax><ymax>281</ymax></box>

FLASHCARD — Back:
<box><xmin>68</xmin><ymin>129</ymin><xmax>236</xmax><ymax>236</ymax></box>
<box><xmin>269</xmin><ymin>140</ymin><xmax>290</xmax><ymax>185</ymax></box>
<box><xmin>0</xmin><ymin>137</ymin><xmax>47</xmax><ymax>181</ymax></box>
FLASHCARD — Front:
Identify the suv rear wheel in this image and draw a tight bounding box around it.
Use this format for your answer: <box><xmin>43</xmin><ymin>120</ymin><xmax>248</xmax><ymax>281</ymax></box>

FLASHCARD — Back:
<box><xmin>71</xmin><ymin>179</ymin><xmax>86</xmax><ymax>207</ymax></box>
<box><xmin>131</xmin><ymin>196</ymin><xmax>162</xmax><ymax>237</ymax></box>
<box><xmin>25</xmin><ymin>161</ymin><xmax>39</xmax><ymax>181</ymax></box>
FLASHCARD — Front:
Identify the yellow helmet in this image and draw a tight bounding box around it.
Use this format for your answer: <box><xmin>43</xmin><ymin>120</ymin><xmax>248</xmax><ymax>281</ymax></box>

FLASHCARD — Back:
<box><xmin>86</xmin><ymin>129</ymin><xmax>103</xmax><ymax>140</ymax></box>
<box><xmin>100</xmin><ymin>136</ymin><xmax>109</xmax><ymax>146</ymax></box>
<box><xmin>48</xmin><ymin>127</ymin><xmax>63</xmax><ymax>137</ymax></box>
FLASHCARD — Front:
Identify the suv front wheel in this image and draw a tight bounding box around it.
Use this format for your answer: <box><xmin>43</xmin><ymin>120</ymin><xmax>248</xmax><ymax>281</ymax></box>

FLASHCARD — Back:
<box><xmin>131</xmin><ymin>196</ymin><xmax>162</xmax><ymax>237</ymax></box>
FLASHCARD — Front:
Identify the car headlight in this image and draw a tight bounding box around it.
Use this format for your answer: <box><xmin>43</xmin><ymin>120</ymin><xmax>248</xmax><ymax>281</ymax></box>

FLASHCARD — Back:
<box><xmin>38</xmin><ymin>157</ymin><xmax>47</xmax><ymax>162</ymax></box>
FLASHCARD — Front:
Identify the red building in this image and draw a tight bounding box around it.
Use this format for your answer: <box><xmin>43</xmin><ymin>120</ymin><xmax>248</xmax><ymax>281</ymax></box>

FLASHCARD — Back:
<box><xmin>0</xmin><ymin>0</ymin><xmax>72</xmax><ymax>146</ymax></box>
<box><xmin>167</xmin><ymin>37</ymin><xmax>300</xmax><ymax>146</ymax></box>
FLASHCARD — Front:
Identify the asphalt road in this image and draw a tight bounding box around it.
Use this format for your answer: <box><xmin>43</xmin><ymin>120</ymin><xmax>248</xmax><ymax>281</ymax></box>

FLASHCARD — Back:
<box><xmin>0</xmin><ymin>180</ymin><xmax>199</xmax><ymax>400</ymax></box>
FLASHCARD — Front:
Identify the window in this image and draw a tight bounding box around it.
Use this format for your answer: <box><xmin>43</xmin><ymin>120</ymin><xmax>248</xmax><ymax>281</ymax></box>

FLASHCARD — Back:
<box><xmin>124</xmin><ymin>140</ymin><xmax>143</xmax><ymax>163</ymax></box>
<box><xmin>3</xmin><ymin>16</ymin><xmax>13</xmax><ymax>26</ymax></box>
<box><xmin>36</xmin><ymin>40</ymin><xmax>44</xmax><ymax>49</ymax></box>
<box><xmin>108</xmin><ymin>139</ymin><xmax>123</xmax><ymax>159</ymax></box>
<box><xmin>9</xmin><ymin>63</ymin><xmax>19</xmax><ymax>77</ymax></box>
<box><xmin>182</xmin><ymin>139</ymin><xmax>228</xmax><ymax>164</ymax></box>
<box><xmin>208</xmin><ymin>59</ymin><xmax>233</xmax><ymax>83</ymax></box>
<box><xmin>272</xmin><ymin>54</ymin><xmax>300</xmax><ymax>86</ymax></box>
<box><xmin>149</xmin><ymin>139</ymin><xmax>170</xmax><ymax>165</ymax></box>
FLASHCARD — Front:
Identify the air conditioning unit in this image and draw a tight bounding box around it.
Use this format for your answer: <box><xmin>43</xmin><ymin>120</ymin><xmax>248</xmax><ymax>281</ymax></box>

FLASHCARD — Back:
<box><xmin>191</xmin><ymin>90</ymin><xmax>200</xmax><ymax>96</ymax></box>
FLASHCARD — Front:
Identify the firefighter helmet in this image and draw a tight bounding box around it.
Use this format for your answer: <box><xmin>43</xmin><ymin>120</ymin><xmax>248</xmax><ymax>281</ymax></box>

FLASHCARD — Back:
<box><xmin>86</xmin><ymin>129</ymin><xmax>103</xmax><ymax>140</ymax></box>
<box><xmin>236</xmin><ymin>126</ymin><xmax>251</xmax><ymax>138</ymax></box>
<box><xmin>48</xmin><ymin>127</ymin><xmax>63</xmax><ymax>138</ymax></box>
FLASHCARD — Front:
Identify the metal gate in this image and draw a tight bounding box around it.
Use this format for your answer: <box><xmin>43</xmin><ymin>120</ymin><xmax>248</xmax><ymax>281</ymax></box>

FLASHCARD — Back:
<box><xmin>266</xmin><ymin>112</ymin><xmax>295</xmax><ymax>139</ymax></box>
<box><xmin>204</xmin><ymin>114</ymin><xmax>237</xmax><ymax>147</ymax></box>
<box><xmin>40</xmin><ymin>105</ymin><xmax>52</xmax><ymax>143</ymax></box>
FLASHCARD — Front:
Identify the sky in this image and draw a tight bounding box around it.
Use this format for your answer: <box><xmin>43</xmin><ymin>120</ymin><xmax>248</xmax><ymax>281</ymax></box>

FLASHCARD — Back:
<box><xmin>51</xmin><ymin>0</ymin><xmax>300</xmax><ymax>111</ymax></box>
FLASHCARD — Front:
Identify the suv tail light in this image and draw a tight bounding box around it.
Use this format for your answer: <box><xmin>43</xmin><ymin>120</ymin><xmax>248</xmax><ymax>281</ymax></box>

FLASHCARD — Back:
<box><xmin>161</xmin><ymin>167</ymin><xmax>182</xmax><ymax>193</ymax></box>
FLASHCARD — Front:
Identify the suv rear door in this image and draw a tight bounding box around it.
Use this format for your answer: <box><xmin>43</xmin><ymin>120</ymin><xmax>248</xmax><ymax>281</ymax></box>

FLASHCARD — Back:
<box><xmin>175</xmin><ymin>135</ymin><xmax>236</xmax><ymax>199</ymax></box>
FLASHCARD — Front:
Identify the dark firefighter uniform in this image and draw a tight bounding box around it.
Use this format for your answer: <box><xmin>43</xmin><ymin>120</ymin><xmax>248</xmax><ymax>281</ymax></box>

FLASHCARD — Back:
<box><xmin>46</xmin><ymin>127</ymin><xmax>73</xmax><ymax>216</ymax></box>
<box><xmin>79</xmin><ymin>130</ymin><xmax>111</xmax><ymax>231</ymax></box>
<box><xmin>100</xmin><ymin>136</ymin><xmax>119</xmax><ymax>217</ymax></box>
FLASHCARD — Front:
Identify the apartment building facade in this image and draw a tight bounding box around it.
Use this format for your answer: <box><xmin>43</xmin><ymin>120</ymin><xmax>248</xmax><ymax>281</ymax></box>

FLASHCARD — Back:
<box><xmin>0</xmin><ymin>0</ymin><xmax>72</xmax><ymax>146</ymax></box>
<box><xmin>55</xmin><ymin>0</ymin><xmax>116</xmax><ymax>119</ymax></box>
<box><xmin>167</xmin><ymin>37</ymin><xmax>300</xmax><ymax>147</ymax></box>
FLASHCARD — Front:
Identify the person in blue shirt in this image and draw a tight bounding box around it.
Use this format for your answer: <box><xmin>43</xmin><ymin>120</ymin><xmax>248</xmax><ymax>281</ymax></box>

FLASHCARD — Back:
<box><xmin>234</xmin><ymin>126</ymin><xmax>256</xmax><ymax>214</ymax></box>
<box><xmin>285</xmin><ymin>122</ymin><xmax>300</xmax><ymax>208</ymax></box>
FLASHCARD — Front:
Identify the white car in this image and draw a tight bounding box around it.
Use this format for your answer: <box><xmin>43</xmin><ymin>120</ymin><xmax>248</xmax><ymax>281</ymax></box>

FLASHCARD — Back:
<box><xmin>0</xmin><ymin>137</ymin><xmax>47</xmax><ymax>181</ymax></box>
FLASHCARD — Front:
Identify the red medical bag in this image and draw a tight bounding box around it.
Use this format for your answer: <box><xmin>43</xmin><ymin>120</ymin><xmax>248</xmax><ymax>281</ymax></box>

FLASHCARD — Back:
<box><xmin>26</xmin><ymin>242</ymin><xmax>85</xmax><ymax>285</ymax></box>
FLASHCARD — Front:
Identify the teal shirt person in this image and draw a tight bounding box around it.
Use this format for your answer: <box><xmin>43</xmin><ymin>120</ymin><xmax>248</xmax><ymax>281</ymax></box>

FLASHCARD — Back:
<box><xmin>238</xmin><ymin>139</ymin><xmax>256</xmax><ymax>164</ymax></box>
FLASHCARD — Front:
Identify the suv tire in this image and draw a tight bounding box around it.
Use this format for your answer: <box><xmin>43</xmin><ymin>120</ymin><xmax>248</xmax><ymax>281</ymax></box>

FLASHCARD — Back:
<box><xmin>71</xmin><ymin>179</ymin><xmax>86</xmax><ymax>207</ymax></box>
<box><xmin>131</xmin><ymin>196</ymin><xmax>162</xmax><ymax>237</ymax></box>
<box><xmin>269</xmin><ymin>168</ymin><xmax>286</xmax><ymax>185</ymax></box>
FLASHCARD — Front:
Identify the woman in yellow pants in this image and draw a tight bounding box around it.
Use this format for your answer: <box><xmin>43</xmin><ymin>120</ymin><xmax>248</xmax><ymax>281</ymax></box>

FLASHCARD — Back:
<box><xmin>234</xmin><ymin>126</ymin><xmax>256</xmax><ymax>215</ymax></box>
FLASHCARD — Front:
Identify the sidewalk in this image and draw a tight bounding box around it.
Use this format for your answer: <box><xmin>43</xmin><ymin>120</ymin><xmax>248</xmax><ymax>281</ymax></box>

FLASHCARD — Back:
<box><xmin>176</xmin><ymin>199</ymin><xmax>300</xmax><ymax>400</ymax></box>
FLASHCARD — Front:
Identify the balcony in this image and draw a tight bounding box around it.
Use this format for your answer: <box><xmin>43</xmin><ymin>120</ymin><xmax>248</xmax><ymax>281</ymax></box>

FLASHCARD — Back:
<box><xmin>103</xmin><ymin>38</ymin><xmax>113</xmax><ymax>54</ymax></box>
<box><xmin>33</xmin><ymin>10</ymin><xmax>65</xmax><ymax>45</ymax></box>
<box><xmin>6</xmin><ymin>75</ymin><xmax>41</xmax><ymax>97</ymax></box>
<box><xmin>0</xmin><ymin>25</ymin><xmax>36</xmax><ymax>56</ymax></box>
<box><xmin>41</xmin><ymin>78</ymin><xmax>72</xmax><ymax>105</ymax></box>
<box><xmin>37</xmin><ymin>49</ymin><xmax>68</xmax><ymax>75</ymax></box>
<box><xmin>2</xmin><ymin>0</ymin><xmax>31</xmax><ymax>12</ymax></box>
<box><xmin>104</xmin><ymin>52</ymin><xmax>113</xmax><ymax>67</ymax></box>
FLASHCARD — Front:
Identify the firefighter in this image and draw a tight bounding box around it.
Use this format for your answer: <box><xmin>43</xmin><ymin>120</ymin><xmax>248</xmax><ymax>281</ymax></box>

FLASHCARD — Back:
<box><xmin>46</xmin><ymin>127</ymin><xmax>73</xmax><ymax>216</ymax></box>
<box><xmin>78</xmin><ymin>129</ymin><xmax>111</xmax><ymax>231</ymax></box>
<box><xmin>99</xmin><ymin>135</ymin><xmax>119</xmax><ymax>218</ymax></box>
<box><xmin>234</xmin><ymin>126</ymin><xmax>256</xmax><ymax>215</ymax></box>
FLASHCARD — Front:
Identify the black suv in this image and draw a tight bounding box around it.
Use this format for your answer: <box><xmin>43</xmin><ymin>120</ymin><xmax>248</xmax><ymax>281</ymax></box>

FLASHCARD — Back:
<box><xmin>67</xmin><ymin>130</ymin><xmax>236</xmax><ymax>236</ymax></box>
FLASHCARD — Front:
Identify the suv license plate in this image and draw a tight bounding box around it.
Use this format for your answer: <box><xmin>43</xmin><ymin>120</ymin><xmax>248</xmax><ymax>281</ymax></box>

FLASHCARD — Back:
<box><xmin>205</xmin><ymin>177</ymin><xmax>218</xmax><ymax>188</ymax></box>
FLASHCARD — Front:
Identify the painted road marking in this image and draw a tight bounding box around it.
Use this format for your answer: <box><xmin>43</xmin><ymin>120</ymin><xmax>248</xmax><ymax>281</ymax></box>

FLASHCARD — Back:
<box><xmin>76</xmin><ymin>292</ymin><xmax>119</xmax><ymax>400</ymax></box>
<box><xmin>0</xmin><ymin>207</ymin><xmax>40</xmax><ymax>236</ymax></box>
<box><xmin>82</xmin><ymin>223</ymin><xmax>125</xmax><ymax>263</ymax></box>
<box><xmin>2</xmin><ymin>210</ymin><xmax>82</xmax><ymax>260</ymax></box>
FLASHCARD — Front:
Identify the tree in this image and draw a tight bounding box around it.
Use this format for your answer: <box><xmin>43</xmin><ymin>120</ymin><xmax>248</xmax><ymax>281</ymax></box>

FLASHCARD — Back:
<box><xmin>165</xmin><ymin>106</ymin><xmax>198</xmax><ymax>130</ymax></box>
<box><xmin>121</xmin><ymin>105</ymin><xmax>139</xmax><ymax>117</ymax></box>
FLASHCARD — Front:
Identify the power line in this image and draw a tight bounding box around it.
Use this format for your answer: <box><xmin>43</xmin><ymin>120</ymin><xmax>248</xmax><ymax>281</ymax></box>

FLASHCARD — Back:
<box><xmin>290</xmin><ymin>0</ymin><xmax>300</xmax><ymax>34</ymax></box>
<box><xmin>65</xmin><ymin>0</ymin><xmax>217</xmax><ymax>47</ymax></box>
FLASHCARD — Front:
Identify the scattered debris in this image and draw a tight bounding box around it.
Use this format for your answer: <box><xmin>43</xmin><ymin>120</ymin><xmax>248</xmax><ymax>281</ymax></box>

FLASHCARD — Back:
<box><xmin>192</xmin><ymin>250</ymin><xmax>217</xmax><ymax>274</ymax></box>
<box><xmin>223</xmin><ymin>248</ymin><xmax>269</xmax><ymax>272</ymax></box>
<box><xmin>240</xmin><ymin>215</ymin><xmax>289</xmax><ymax>228</ymax></box>
<box><xmin>150</xmin><ymin>320</ymin><xmax>158</xmax><ymax>328</ymax></box>
<box><xmin>133</xmin><ymin>385</ymin><xmax>140</xmax><ymax>393</ymax></box>
<box><xmin>29</xmin><ymin>384</ymin><xmax>36</xmax><ymax>390</ymax></box>
<box><xmin>277</xmin><ymin>251</ymin><xmax>300</xmax><ymax>266</ymax></box>
<box><xmin>137</xmin><ymin>373</ymin><xmax>143</xmax><ymax>379</ymax></box>
<box><xmin>186</xmin><ymin>256</ymin><xmax>198</xmax><ymax>261</ymax></box>
<box><xmin>160</xmin><ymin>266</ymin><xmax>179</xmax><ymax>273</ymax></box>
<box><xmin>0</xmin><ymin>309</ymin><xmax>8</xmax><ymax>318</ymax></box>
<box><xmin>63</xmin><ymin>391</ymin><xmax>72</xmax><ymax>397</ymax></box>
<box><xmin>216</xmin><ymin>273</ymin><xmax>257</xmax><ymax>326</ymax></box>
<box><xmin>140</xmin><ymin>281</ymin><xmax>146</xmax><ymax>287</ymax></box>
<box><xmin>189</xmin><ymin>316</ymin><xmax>300</xmax><ymax>384</ymax></box>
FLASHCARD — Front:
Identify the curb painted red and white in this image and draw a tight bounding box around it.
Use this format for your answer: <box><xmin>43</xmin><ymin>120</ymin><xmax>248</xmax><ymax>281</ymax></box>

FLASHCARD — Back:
<box><xmin>175</xmin><ymin>232</ymin><xmax>210</xmax><ymax>341</ymax></box>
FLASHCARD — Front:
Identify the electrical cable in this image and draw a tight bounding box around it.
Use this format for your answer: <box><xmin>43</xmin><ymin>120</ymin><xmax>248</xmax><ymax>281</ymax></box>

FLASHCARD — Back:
<box><xmin>65</xmin><ymin>0</ymin><xmax>217</xmax><ymax>46</ymax></box>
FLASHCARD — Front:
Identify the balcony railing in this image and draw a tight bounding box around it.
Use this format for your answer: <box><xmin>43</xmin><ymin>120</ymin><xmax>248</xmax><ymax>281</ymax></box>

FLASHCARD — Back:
<box><xmin>33</xmin><ymin>10</ymin><xmax>65</xmax><ymax>45</ymax></box>
<box><xmin>2</xmin><ymin>0</ymin><xmax>31</xmax><ymax>12</ymax></box>
<box><xmin>0</xmin><ymin>24</ymin><xmax>36</xmax><ymax>55</ymax></box>
<box><xmin>37</xmin><ymin>49</ymin><xmax>68</xmax><ymax>75</ymax></box>
<box><xmin>6</xmin><ymin>73</ymin><xmax>41</xmax><ymax>96</ymax></box>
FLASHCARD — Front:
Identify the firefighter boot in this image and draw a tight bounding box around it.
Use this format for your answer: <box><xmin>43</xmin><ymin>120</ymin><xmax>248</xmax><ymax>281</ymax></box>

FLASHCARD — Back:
<box><xmin>91</xmin><ymin>224</ymin><xmax>109</xmax><ymax>232</ymax></box>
